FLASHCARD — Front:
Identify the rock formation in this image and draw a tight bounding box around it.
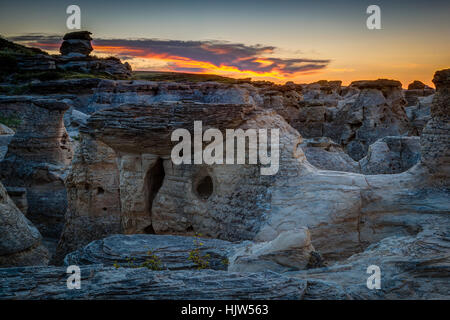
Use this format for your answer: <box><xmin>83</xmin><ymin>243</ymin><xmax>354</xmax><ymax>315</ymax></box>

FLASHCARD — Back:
<box><xmin>0</xmin><ymin>97</ymin><xmax>73</xmax><ymax>238</ymax></box>
<box><xmin>299</xmin><ymin>137</ymin><xmax>360</xmax><ymax>173</ymax></box>
<box><xmin>60</xmin><ymin>31</ymin><xmax>93</xmax><ymax>57</ymax></box>
<box><xmin>0</xmin><ymin>123</ymin><xmax>14</xmax><ymax>161</ymax></box>
<box><xmin>54</xmin><ymin>132</ymin><xmax>121</xmax><ymax>263</ymax></box>
<box><xmin>64</xmin><ymin>234</ymin><xmax>235</xmax><ymax>270</ymax></box>
<box><xmin>1</xmin><ymin>32</ymin><xmax>448</xmax><ymax>300</ymax></box>
<box><xmin>60</xmin><ymin>70</ymin><xmax>447</xmax><ymax>268</ymax></box>
<box><xmin>420</xmin><ymin>69</ymin><xmax>450</xmax><ymax>182</ymax></box>
<box><xmin>0</xmin><ymin>265</ymin><xmax>345</xmax><ymax>300</ymax></box>
<box><xmin>359</xmin><ymin>136</ymin><xmax>421</xmax><ymax>174</ymax></box>
<box><xmin>0</xmin><ymin>33</ymin><xmax>132</xmax><ymax>80</ymax></box>
<box><xmin>329</xmin><ymin>79</ymin><xmax>410</xmax><ymax>160</ymax></box>
<box><xmin>0</xmin><ymin>181</ymin><xmax>49</xmax><ymax>267</ymax></box>
<box><xmin>405</xmin><ymin>80</ymin><xmax>435</xmax><ymax>107</ymax></box>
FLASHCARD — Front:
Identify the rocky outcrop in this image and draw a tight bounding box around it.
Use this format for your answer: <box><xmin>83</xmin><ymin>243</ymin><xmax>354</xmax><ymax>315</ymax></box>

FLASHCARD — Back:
<box><xmin>64</xmin><ymin>233</ymin><xmax>319</xmax><ymax>273</ymax></box>
<box><xmin>0</xmin><ymin>97</ymin><xmax>73</xmax><ymax>238</ymax></box>
<box><xmin>0</xmin><ymin>265</ymin><xmax>347</xmax><ymax>300</ymax></box>
<box><xmin>359</xmin><ymin>136</ymin><xmax>421</xmax><ymax>174</ymax></box>
<box><xmin>0</xmin><ymin>182</ymin><xmax>49</xmax><ymax>267</ymax></box>
<box><xmin>420</xmin><ymin>69</ymin><xmax>450</xmax><ymax>182</ymax></box>
<box><xmin>300</xmin><ymin>136</ymin><xmax>421</xmax><ymax>175</ymax></box>
<box><xmin>292</xmin><ymin>217</ymin><xmax>450</xmax><ymax>299</ymax></box>
<box><xmin>300</xmin><ymin>137</ymin><xmax>360</xmax><ymax>173</ymax></box>
<box><xmin>0</xmin><ymin>123</ymin><xmax>14</xmax><ymax>161</ymax></box>
<box><xmin>0</xmin><ymin>123</ymin><xmax>14</xmax><ymax>135</ymax></box>
<box><xmin>332</xmin><ymin>79</ymin><xmax>410</xmax><ymax>160</ymax></box>
<box><xmin>405</xmin><ymin>94</ymin><xmax>433</xmax><ymax>135</ymax></box>
<box><xmin>4</xmin><ymin>187</ymin><xmax>28</xmax><ymax>214</ymax></box>
<box><xmin>64</xmin><ymin>234</ymin><xmax>235</xmax><ymax>270</ymax></box>
<box><xmin>77</xmin><ymin>68</ymin><xmax>448</xmax><ymax>266</ymax></box>
<box><xmin>60</xmin><ymin>31</ymin><xmax>93</xmax><ymax>57</ymax></box>
<box><xmin>229</xmin><ymin>228</ymin><xmax>320</xmax><ymax>272</ymax></box>
<box><xmin>53</xmin><ymin>132</ymin><xmax>121</xmax><ymax>264</ymax></box>
<box><xmin>405</xmin><ymin>80</ymin><xmax>435</xmax><ymax>107</ymax></box>
<box><xmin>282</xmin><ymin>79</ymin><xmax>412</xmax><ymax>161</ymax></box>
<box><xmin>1</xmin><ymin>33</ymin><xmax>131</xmax><ymax>81</ymax></box>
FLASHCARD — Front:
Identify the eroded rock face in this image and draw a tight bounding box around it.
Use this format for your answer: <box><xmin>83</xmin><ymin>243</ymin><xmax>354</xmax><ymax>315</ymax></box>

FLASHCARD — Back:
<box><xmin>420</xmin><ymin>69</ymin><xmax>450</xmax><ymax>182</ymax></box>
<box><xmin>405</xmin><ymin>94</ymin><xmax>433</xmax><ymax>135</ymax></box>
<box><xmin>0</xmin><ymin>182</ymin><xmax>49</xmax><ymax>267</ymax></box>
<box><xmin>0</xmin><ymin>265</ymin><xmax>344</xmax><ymax>300</ymax></box>
<box><xmin>359</xmin><ymin>136</ymin><xmax>421</xmax><ymax>175</ymax></box>
<box><xmin>292</xmin><ymin>215</ymin><xmax>450</xmax><ymax>299</ymax></box>
<box><xmin>54</xmin><ymin>132</ymin><xmax>121</xmax><ymax>264</ymax></box>
<box><xmin>0</xmin><ymin>123</ymin><xmax>14</xmax><ymax>161</ymax></box>
<box><xmin>82</xmin><ymin>69</ymin><xmax>448</xmax><ymax>265</ymax></box>
<box><xmin>229</xmin><ymin>228</ymin><xmax>319</xmax><ymax>272</ymax></box>
<box><xmin>300</xmin><ymin>137</ymin><xmax>360</xmax><ymax>173</ymax></box>
<box><xmin>0</xmin><ymin>97</ymin><xmax>73</xmax><ymax>238</ymax></box>
<box><xmin>331</xmin><ymin>79</ymin><xmax>410</xmax><ymax>160</ymax></box>
<box><xmin>405</xmin><ymin>80</ymin><xmax>435</xmax><ymax>107</ymax></box>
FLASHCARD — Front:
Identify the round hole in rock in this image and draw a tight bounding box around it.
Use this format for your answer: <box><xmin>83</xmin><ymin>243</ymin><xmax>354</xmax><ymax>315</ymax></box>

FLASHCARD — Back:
<box><xmin>97</xmin><ymin>187</ymin><xmax>104</xmax><ymax>195</ymax></box>
<box><xmin>195</xmin><ymin>175</ymin><xmax>213</xmax><ymax>200</ymax></box>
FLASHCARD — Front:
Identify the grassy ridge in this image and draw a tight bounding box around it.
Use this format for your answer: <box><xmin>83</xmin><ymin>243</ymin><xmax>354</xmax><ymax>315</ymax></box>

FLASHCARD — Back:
<box><xmin>133</xmin><ymin>71</ymin><xmax>251</xmax><ymax>84</ymax></box>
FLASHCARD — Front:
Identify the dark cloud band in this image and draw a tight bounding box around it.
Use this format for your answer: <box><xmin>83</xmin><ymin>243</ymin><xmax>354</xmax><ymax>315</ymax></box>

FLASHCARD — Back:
<box><xmin>9</xmin><ymin>34</ymin><xmax>330</xmax><ymax>75</ymax></box>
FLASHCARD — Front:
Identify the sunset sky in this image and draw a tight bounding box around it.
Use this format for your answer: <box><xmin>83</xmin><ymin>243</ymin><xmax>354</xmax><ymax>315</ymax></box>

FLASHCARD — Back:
<box><xmin>1</xmin><ymin>0</ymin><xmax>449</xmax><ymax>87</ymax></box>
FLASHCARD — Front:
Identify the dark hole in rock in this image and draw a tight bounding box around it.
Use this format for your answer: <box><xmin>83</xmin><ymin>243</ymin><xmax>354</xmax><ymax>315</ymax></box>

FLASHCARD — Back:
<box><xmin>102</xmin><ymin>207</ymin><xmax>107</xmax><ymax>211</ymax></box>
<box><xmin>146</xmin><ymin>158</ymin><xmax>165</xmax><ymax>220</ymax></box>
<box><xmin>97</xmin><ymin>187</ymin><xmax>104</xmax><ymax>194</ymax></box>
<box><xmin>144</xmin><ymin>224</ymin><xmax>155</xmax><ymax>234</ymax></box>
<box><xmin>186</xmin><ymin>225</ymin><xmax>194</xmax><ymax>232</ymax></box>
<box><xmin>196</xmin><ymin>175</ymin><xmax>213</xmax><ymax>200</ymax></box>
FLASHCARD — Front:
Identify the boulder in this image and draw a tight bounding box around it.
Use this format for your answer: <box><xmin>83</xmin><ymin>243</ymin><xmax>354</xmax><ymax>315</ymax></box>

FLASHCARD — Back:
<box><xmin>64</xmin><ymin>234</ymin><xmax>235</xmax><ymax>270</ymax></box>
<box><xmin>0</xmin><ymin>182</ymin><xmax>49</xmax><ymax>267</ymax></box>
<box><xmin>60</xmin><ymin>31</ymin><xmax>93</xmax><ymax>56</ymax></box>
<box><xmin>229</xmin><ymin>228</ymin><xmax>319</xmax><ymax>272</ymax></box>
<box><xmin>0</xmin><ymin>123</ymin><xmax>14</xmax><ymax>135</ymax></box>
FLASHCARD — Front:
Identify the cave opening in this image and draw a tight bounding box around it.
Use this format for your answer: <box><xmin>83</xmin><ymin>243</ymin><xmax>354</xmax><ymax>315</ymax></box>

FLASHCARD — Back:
<box><xmin>145</xmin><ymin>158</ymin><xmax>165</xmax><ymax>234</ymax></box>
<box><xmin>195</xmin><ymin>175</ymin><xmax>213</xmax><ymax>200</ymax></box>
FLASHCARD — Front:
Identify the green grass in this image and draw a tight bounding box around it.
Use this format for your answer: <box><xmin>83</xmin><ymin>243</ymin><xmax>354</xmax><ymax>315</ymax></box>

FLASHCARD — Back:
<box><xmin>0</xmin><ymin>37</ymin><xmax>47</xmax><ymax>57</ymax></box>
<box><xmin>8</xmin><ymin>70</ymin><xmax>116</xmax><ymax>84</ymax></box>
<box><xmin>133</xmin><ymin>71</ymin><xmax>251</xmax><ymax>84</ymax></box>
<box><xmin>0</xmin><ymin>115</ymin><xmax>21</xmax><ymax>130</ymax></box>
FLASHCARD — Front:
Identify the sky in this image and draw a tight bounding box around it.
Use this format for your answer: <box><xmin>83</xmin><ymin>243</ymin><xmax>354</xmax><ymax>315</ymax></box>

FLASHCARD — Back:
<box><xmin>1</xmin><ymin>0</ymin><xmax>449</xmax><ymax>87</ymax></box>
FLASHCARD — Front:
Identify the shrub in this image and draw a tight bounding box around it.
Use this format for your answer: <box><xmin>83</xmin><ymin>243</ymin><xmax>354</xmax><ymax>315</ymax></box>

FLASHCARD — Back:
<box><xmin>112</xmin><ymin>250</ymin><xmax>163</xmax><ymax>271</ymax></box>
<box><xmin>0</xmin><ymin>115</ymin><xmax>21</xmax><ymax>130</ymax></box>
<box><xmin>188</xmin><ymin>233</ymin><xmax>211</xmax><ymax>270</ymax></box>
